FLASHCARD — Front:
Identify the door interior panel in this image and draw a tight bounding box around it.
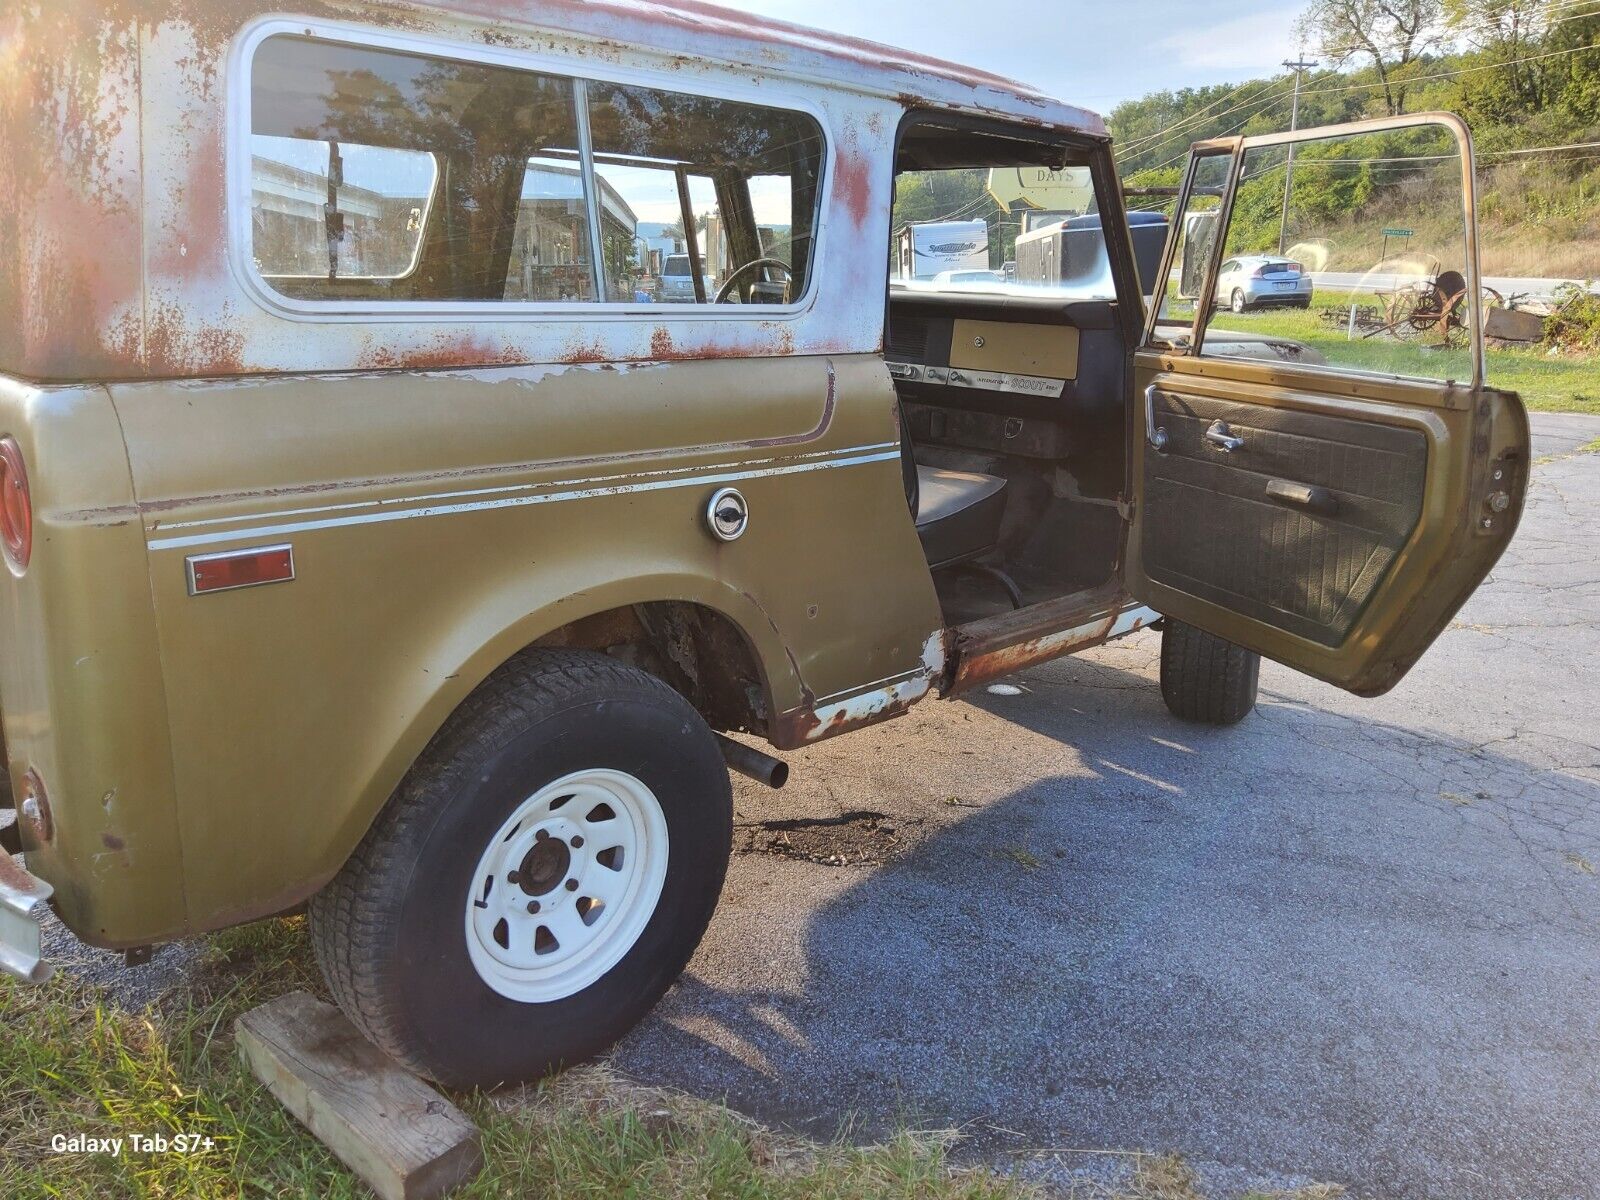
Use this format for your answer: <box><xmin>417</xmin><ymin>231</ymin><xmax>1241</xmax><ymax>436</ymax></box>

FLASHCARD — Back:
<box><xmin>1144</xmin><ymin>389</ymin><xmax>1427</xmax><ymax>647</ymax></box>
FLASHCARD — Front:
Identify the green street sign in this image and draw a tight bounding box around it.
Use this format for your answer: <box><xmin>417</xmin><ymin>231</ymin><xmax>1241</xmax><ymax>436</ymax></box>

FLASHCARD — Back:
<box><xmin>1382</xmin><ymin>227</ymin><xmax>1414</xmax><ymax>238</ymax></box>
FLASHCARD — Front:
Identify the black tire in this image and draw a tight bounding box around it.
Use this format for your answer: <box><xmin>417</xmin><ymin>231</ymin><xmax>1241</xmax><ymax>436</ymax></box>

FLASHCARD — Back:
<box><xmin>1159</xmin><ymin>619</ymin><xmax>1259</xmax><ymax>725</ymax></box>
<box><xmin>1231</xmin><ymin>288</ymin><xmax>1248</xmax><ymax>314</ymax></box>
<box><xmin>1294</xmin><ymin>298</ymin><xmax>1312</xmax><ymax>310</ymax></box>
<box><xmin>309</xmin><ymin>648</ymin><xmax>732</xmax><ymax>1089</ymax></box>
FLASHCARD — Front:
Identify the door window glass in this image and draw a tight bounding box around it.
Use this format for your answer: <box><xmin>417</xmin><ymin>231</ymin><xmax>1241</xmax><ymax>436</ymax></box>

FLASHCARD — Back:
<box><xmin>1148</xmin><ymin>151</ymin><xmax>1229</xmax><ymax>332</ymax></box>
<box><xmin>1199</xmin><ymin>124</ymin><xmax>1473</xmax><ymax>382</ymax></box>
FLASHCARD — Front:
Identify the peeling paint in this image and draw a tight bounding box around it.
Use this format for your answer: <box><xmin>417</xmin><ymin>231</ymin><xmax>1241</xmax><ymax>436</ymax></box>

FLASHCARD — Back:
<box><xmin>0</xmin><ymin>2</ymin><xmax>1102</xmax><ymax>382</ymax></box>
<box><xmin>949</xmin><ymin>602</ymin><xmax>1157</xmax><ymax>693</ymax></box>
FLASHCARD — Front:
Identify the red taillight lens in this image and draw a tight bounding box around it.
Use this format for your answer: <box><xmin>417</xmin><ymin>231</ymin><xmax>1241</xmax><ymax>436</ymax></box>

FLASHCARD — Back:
<box><xmin>0</xmin><ymin>437</ymin><xmax>33</xmax><ymax>573</ymax></box>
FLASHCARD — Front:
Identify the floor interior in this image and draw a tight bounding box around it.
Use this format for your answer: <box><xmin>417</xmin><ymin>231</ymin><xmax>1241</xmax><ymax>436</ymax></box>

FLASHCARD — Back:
<box><xmin>931</xmin><ymin>494</ymin><xmax>1122</xmax><ymax>626</ymax></box>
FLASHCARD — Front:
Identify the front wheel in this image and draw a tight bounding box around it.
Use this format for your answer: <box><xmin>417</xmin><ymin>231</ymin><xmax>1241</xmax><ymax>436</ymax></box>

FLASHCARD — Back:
<box><xmin>1230</xmin><ymin>289</ymin><xmax>1248</xmax><ymax>314</ymax></box>
<box><xmin>1159</xmin><ymin>619</ymin><xmax>1259</xmax><ymax>725</ymax></box>
<box><xmin>310</xmin><ymin>649</ymin><xmax>732</xmax><ymax>1088</ymax></box>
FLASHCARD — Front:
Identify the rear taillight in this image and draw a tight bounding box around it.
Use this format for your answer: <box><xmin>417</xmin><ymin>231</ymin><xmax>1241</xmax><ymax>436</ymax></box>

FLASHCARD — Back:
<box><xmin>0</xmin><ymin>437</ymin><xmax>32</xmax><ymax>573</ymax></box>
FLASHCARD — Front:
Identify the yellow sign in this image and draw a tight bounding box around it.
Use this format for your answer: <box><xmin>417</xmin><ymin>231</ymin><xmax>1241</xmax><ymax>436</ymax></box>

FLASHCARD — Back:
<box><xmin>986</xmin><ymin>166</ymin><xmax>1094</xmax><ymax>213</ymax></box>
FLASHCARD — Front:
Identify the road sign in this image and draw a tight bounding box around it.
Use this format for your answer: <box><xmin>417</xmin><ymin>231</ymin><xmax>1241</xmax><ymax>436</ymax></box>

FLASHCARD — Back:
<box><xmin>1382</xmin><ymin>228</ymin><xmax>1414</xmax><ymax>238</ymax></box>
<box><xmin>987</xmin><ymin>166</ymin><xmax>1094</xmax><ymax>215</ymax></box>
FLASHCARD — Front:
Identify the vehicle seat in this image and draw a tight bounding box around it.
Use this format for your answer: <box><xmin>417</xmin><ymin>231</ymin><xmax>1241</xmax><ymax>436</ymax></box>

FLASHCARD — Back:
<box><xmin>914</xmin><ymin>465</ymin><xmax>1008</xmax><ymax>569</ymax></box>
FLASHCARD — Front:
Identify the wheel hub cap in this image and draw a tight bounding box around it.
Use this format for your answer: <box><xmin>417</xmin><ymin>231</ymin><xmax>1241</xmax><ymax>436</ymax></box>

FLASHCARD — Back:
<box><xmin>464</xmin><ymin>768</ymin><xmax>669</xmax><ymax>1003</ymax></box>
<box><xmin>516</xmin><ymin>833</ymin><xmax>570</xmax><ymax>896</ymax></box>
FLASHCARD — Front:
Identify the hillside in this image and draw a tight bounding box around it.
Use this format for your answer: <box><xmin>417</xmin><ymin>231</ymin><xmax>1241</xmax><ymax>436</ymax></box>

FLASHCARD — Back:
<box><xmin>1111</xmin><ymin>4</ymin><xmax>1600</xmax><ymax>278</ymax></box>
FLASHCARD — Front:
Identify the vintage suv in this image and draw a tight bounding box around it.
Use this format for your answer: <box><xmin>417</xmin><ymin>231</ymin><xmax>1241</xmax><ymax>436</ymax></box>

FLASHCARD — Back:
<box><xmin>0</xmin><ymin>1</ymin><xmax>1526</xmax><ymax>1087</ymax></box>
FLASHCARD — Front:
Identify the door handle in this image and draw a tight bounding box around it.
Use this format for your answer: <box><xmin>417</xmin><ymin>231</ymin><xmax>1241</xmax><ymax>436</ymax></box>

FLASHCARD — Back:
<box><xmin>1204</xmin><ymin>419</ymin><xmax>1244</xmax><ymax>452</ymax></box>
<box><xmin>1266</xmin><ymin>478</ymin><xmax>1340</xmax><ymax>516</ymax></box>
<box><xmin>1143</xmin><ymin>384</ymin><xmax>1168</xmax><ymax>450</ymax></box>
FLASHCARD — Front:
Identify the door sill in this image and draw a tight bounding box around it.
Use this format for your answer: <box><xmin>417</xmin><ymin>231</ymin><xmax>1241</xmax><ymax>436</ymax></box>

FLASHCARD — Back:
<box><xmin>943</xmin><ymin>581</ymin><xmax>1155</xmax><ymax>695</ymax></box>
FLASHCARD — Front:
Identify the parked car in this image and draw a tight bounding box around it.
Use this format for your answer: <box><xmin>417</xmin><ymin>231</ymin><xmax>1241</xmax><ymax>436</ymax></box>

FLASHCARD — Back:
<box><xmin>0</xmin><ymin>0</ymin><xmax>1527</xmax><ymax>1092</ymax></box>
<box><xmin>658</xmin><ymin>252</ymin><xmax>716</xmax><ymax>302</ymax></box>
<box><xmin>1215</xmin><ymin>254</ymin><xmax>1314</xmax><ymax>311</ymax></box>
<box><xmin>929</xmin><ymin>268</ymin><xmax>1006</xmax><ymax>286</ymax></box>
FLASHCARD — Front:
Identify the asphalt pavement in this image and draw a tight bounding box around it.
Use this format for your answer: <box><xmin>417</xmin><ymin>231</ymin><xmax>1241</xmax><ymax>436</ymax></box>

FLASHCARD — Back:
<box><xmin>20</xmin><ymin>413</ymin><xmax>1599</xmax><ymax>1198</ymax></box>
<box><xmin>613</xmin><ymin>411</ymin><xmax>1600</xmax><ymax>1200</ymax></box>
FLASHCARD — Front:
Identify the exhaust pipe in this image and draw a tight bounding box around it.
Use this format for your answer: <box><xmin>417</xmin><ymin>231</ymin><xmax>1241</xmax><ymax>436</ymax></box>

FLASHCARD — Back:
<box><xmin>714</xmin><ymin>733</ymin><xmax>789</xmax><ymax>789</ymax></box>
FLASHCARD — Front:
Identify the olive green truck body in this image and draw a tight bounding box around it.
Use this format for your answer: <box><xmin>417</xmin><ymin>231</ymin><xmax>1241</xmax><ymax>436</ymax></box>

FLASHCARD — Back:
<box><xmin>0</xmin><ymin>0</ymin><xmax>1526</xmax><ymax>994</ymax></box>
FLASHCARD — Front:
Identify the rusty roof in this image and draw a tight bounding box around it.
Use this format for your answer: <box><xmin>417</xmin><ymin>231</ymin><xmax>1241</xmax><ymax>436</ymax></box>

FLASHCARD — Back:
<box><xmin>433</xmin><ymin>0</ymin><xmax>1107</xmax><ymax>134</ymax></box>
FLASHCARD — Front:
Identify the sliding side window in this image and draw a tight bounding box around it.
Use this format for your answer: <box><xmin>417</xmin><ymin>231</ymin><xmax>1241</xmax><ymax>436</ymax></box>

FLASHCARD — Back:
<box><xmin>249</xmin><ymin>34</ymin><xmax>591</xmax><ymax>302</ymax></box>
<box><xmin>248</xmin><ymin>34</ymin><xmax>825</xmax><ymax>307</ymax></box>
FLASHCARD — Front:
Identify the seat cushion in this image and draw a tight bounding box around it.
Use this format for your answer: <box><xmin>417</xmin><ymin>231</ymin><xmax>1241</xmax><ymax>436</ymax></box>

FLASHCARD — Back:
<box><xmin>914</xmin><ymin>466</ymin><xmax>1008</xmax><ymax>569</ymax></box>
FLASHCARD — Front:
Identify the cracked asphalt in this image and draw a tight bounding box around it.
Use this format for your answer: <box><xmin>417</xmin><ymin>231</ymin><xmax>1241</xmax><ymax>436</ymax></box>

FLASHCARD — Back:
<box><xmin>613</xmin><ymin>412</ymin><xmax>1600</xmax><ymax>1200</ymax></box>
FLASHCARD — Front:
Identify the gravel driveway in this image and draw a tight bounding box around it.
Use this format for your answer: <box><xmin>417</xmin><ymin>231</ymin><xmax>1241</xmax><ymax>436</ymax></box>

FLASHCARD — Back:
<box><xmin>613</xmin><ymin>411</ymin><xmax>1600</xmax><ymax>1200</ymax></box>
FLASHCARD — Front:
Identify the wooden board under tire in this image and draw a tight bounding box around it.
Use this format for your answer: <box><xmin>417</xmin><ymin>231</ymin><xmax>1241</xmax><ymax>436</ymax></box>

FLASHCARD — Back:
<box><xmin>235</xmin><ymin>991</ymin><xmax>483</xmax><ymax>1200</ymax></box>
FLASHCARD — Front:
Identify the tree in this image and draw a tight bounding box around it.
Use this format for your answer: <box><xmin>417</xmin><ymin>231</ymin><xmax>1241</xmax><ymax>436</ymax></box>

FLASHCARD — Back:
<box><xmin>1445</xmin><ymin>0</ymin><xmax>1554</xmax><ymax>111</ymax></box>
<box><xmin>1298</xmin><ymin>0</ymin><xmax>1448</xmax><ymax>114</ymax></box>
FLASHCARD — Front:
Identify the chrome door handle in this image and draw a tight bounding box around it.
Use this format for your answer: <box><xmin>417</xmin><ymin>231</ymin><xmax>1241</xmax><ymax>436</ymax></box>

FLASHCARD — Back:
<box><xmin>1143</xmin><ymin>384</ymin><xmax>1168</xmax><ymax>450</ymax></box>
<box><xmin>1204</xmin><ymin>420</ymin><xmax>1244</xmax><ymax>452</ymax></box>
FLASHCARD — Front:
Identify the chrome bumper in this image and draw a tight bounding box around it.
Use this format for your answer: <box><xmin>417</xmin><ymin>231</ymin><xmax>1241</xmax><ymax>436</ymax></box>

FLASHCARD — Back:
<box><xmin>0</xmin><ymin>852</ymin><xmax>53</xmax><ymax>983</ymax></box>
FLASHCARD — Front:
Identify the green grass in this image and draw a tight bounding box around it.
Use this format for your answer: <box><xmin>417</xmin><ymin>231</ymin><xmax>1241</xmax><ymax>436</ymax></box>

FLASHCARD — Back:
<box><xmin>1194</xmin><ymin>289</ymin><xmax>1600</xmax><ymax>415</ymax></box>
<box><xmin>0</xmin><ymin>917</ymin><xmax>1341</xmax><ymax>1199</ymax></box>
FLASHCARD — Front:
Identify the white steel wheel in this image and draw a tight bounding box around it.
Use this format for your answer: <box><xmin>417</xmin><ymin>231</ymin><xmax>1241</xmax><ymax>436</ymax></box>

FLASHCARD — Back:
<box><xmin>465</xmin><ymin>768</ymin><xmax>669</xmax><ymax>1003</ymax></box>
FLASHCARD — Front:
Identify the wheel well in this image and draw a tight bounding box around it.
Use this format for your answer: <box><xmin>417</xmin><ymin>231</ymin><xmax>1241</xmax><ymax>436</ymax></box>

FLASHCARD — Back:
<box><xmin>529</xmin><ymin>602</ymin><xmax>772</xmax><ymax>736</ymax></box>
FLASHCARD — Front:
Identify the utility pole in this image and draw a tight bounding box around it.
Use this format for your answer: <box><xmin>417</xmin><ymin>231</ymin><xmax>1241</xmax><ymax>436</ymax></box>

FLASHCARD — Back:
<box><xmin>1278</xmin><ymin>56</ymin><xmax>1317</xmax><ymax>255</ymax></box>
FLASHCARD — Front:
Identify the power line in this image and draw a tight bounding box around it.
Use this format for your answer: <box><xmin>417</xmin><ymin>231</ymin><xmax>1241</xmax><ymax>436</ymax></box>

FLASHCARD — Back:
<box><xmin>1119</xmin><ymin>13</ymin><xmax>1600</xmax><ymax>166</ymax></box>
<box><xmin>1121</xmin><ymin>78</ymin><xmax>1295</xmax><ymax>154</ymax></box>
<box><xmin>1287</xmin><ymin>37</ymin><xmax>1600</xmax><ymax>102</ymax></box>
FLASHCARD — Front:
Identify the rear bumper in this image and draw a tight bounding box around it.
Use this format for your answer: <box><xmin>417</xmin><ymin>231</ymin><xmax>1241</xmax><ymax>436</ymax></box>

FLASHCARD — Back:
<box><xmin>1244</xmin><ymin>282</ymin><xmax>1311</xmax><ymax>305</ymax></box>
<box><xmin>0</xmin><ymin>852</ymin><xmax>53</xmax><ymax>983</ymax></box>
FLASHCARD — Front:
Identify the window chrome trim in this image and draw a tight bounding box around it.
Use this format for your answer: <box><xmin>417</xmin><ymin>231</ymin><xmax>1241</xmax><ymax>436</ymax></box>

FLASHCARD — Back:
<box><xmin>227</xmin><ymin>16</ymin><xmax>833</xmax><ymax>323</ymax></box>
<box><xmin>571</xmin><ymin>78</ymin><xmax>609</xmax><ymax>303</ymax></box>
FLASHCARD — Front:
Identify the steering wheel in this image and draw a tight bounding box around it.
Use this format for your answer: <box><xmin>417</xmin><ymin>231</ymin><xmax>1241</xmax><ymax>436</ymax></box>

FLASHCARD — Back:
<box><xmin>714</xmin><ymin>257</ymin><xmax>792</xmax><ymax>303</ymax></box>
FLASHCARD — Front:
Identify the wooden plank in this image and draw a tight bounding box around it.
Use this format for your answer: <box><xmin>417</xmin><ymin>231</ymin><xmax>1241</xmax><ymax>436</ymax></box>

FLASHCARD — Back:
<box><xmin>236</xmin><ymin>991</ymin><xmax>483</xmax><ymax>1200</ymax></box>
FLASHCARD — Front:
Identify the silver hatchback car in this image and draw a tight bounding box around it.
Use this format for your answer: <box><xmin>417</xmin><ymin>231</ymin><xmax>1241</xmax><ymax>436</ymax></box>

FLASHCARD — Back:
<box><xmin>1215</xmin><ymin>254</ymin><xmax>1313</xmax><ymax>312</ymax></box>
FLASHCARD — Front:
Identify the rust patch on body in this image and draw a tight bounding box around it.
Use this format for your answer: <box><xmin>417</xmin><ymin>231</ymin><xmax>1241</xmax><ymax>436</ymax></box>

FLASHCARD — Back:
<box><xmin>355</xmin><ymin>333</ymin><xmax>525</xmax><ymax>371</ymax></box>
<box><xmin>769</xmin><ymin>685</ymin><xmax>917</xmax><ymax>750</ymax></box>
<box><xmin>106</xmin><ymin>297</ymin><xmax>248</xmax><ymax>376</ymax></box>
<box><xmin>950</xmin><ymin>607</ymin><xmax>1127</xmax><ymax>694</ymax></box>
<box><xmin>832</xmin><ymin>132</ymin><xmax>873</xmax><ymax>228</ymax></box>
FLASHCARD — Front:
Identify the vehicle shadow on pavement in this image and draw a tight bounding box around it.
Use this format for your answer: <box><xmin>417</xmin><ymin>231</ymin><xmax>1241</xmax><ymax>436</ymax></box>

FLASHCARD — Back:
<box><xmin>614</xmin><ymin>648</ymin><xmax>1600</xmax><ymax>1200</ymax></box>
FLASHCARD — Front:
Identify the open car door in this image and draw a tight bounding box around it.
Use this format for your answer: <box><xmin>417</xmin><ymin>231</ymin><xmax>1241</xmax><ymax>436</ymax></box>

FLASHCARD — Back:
<box><xmin>1127</xmin><ymin>113</ymin><xmax>1528</xmax><ymax>696</ymax></box>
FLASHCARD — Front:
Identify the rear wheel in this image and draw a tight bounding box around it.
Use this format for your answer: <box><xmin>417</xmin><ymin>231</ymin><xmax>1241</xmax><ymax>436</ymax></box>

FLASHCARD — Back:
<box><xmin>310</xmin><ymin>649</ymin><xmax>732</xmax><ymax>1088</ymax></box>
<box><xmin>1159</xmin><ymin>619</ymin><xmax>1259</xmax><ymax>725</ymax></box>
<box><xmin>1230</xmin><ymin>288</ymin><xmax>1248</xmax><ymax>314</ymax></box>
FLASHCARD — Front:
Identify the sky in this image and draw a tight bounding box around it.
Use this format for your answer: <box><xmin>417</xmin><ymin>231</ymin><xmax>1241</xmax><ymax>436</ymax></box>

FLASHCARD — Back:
<box><xmin>709</xmin><ymin>0</ymin><xmax>1316</xmax><ymax>114</ymax></box>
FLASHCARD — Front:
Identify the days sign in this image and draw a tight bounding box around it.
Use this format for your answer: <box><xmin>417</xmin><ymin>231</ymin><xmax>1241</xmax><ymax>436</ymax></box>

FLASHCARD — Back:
<box><xmin>987</xmin><ymin>166</ymin><xmax>1095</xmax><ymax>215</ymax></box>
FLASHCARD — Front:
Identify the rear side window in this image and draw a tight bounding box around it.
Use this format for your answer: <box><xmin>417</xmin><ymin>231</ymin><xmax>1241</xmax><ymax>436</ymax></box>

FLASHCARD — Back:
<box><xmin>246</xmin><ymin>33</ymin><xmax>825</xmax><ymax>307</ymax></box>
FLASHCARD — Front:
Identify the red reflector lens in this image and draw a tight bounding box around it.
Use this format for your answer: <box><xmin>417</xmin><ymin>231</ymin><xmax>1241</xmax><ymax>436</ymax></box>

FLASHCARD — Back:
<box><xmin>0</xmin><ymin>436</ymin><xmax>33</xmax><ymax>573</ymax></box>
<box><xmin>187</xmin><ymin>545</ymin><xmax>294</xmax><ymax>594</ymax></box>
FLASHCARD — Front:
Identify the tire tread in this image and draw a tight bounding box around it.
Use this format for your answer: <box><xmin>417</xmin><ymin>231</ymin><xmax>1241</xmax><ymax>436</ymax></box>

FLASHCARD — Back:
<box><xmin>1159</xmin><ymin>619</ymin><xmax>1260</xmax><ymax>726</ymax></box>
